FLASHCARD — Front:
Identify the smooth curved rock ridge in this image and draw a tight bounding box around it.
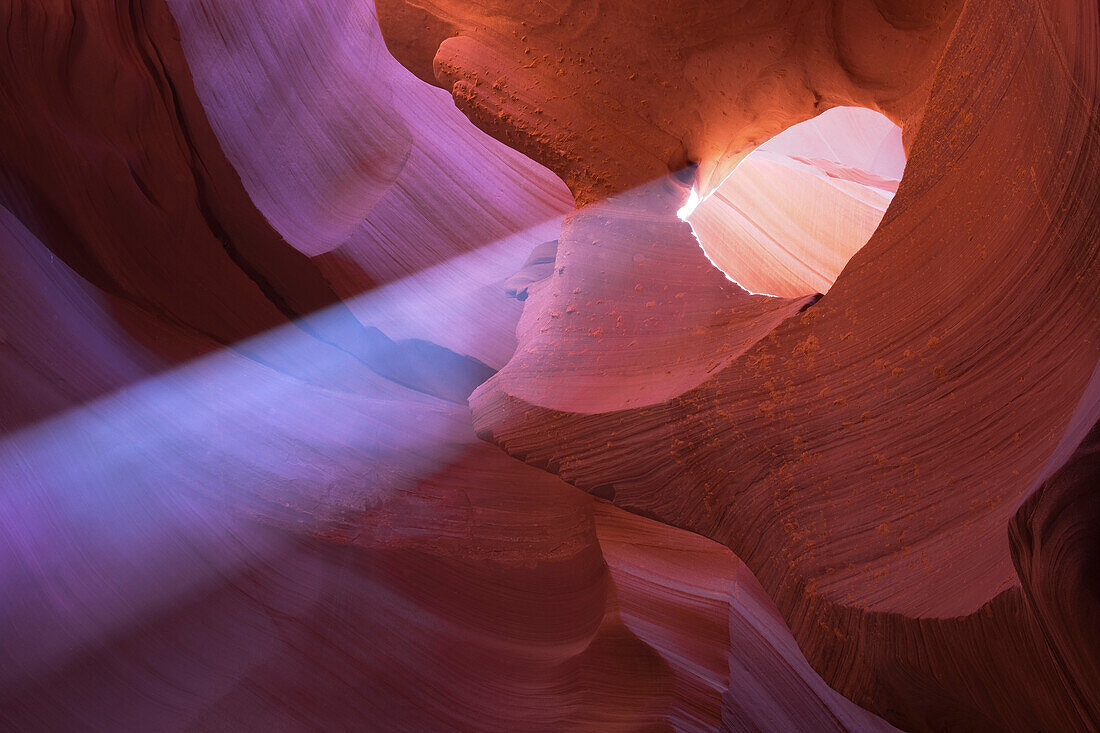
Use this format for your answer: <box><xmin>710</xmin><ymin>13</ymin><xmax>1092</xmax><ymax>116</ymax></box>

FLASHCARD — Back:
<box><xmin>595</xmin><ymin>505</ymin><xmax>900</xmax><ymax>732</ymax></box>
<box><xmin>0</xmin><ymin>0</ymin><xmax>912</xmax><ymax>729</ymax></box>
<box><xmin>686</xmin><ymin>107</ymin><xmax>904</xmax><ymax>298</ymax></box>
<box><xmin>489</xmin><ymin>178</ymin><xmax>818</xmax><ymax>414</ymax></box>
<box><xmin>377</xmin><ymin>0</ymin><xmax>964</xmax><ymax>202</ymax></box>
<box><xmin>0</xmin><ymin>204</ymin><xmax>902</xmax><ymax>728</ymax></box>
<box><xmin>164</xmin><ymin>0</ymin><xmax>415</xmax><ymax>256</ymax></box>
<box><xmin>1</xmin><ymin>0</ymin><xmax>1097</xmax><ymax>729</ymax></box>
<box><xmin>164</xmin><ymin>0</ymin><xmax>575</xmax><ymax>368</ymax></box>
<box><xmin>1011</xmin><ymin>419</ymin><xmax>1100</xmax><ymax>729</ymax></box>
<box><xmin>373</xmin><ymin>0</ymin><xmax>1100</xmax><ymax>728</ymax></box>
<box><xmin>0</xmin><ymin>0</ymin><xmax>565</xmax><ymax>397</ymax></box>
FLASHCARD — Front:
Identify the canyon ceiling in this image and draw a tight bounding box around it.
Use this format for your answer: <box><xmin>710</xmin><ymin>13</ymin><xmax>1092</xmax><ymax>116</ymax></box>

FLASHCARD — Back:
<box><xmin>0</xmin><ymin>0</ymin><xmax>1097</xmax><ymax>731</ymax></box>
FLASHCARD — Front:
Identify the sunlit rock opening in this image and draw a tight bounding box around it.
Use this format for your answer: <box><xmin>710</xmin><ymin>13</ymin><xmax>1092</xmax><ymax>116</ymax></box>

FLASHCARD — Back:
<box><xmin>2</xmin><ymin>0</ymin><xmax>1098</xmax><ymax>729</ymax></box>
<box><xmin>681</xmin><ymin>108</ymin><xmax>906</xmax><ymax>298</ymax></box>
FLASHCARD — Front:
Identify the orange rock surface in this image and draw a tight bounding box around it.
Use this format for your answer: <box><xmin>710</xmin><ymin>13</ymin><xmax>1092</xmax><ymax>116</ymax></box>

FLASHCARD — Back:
<box><xmin>380</xmin><ymin>0</ymin><xmax>1100</xmax><ymax>728</ymax></box>
<box><xmin>0</xmin><ymin>0</ymin><xmax>1096</xmax><ymax>729</ymax></box>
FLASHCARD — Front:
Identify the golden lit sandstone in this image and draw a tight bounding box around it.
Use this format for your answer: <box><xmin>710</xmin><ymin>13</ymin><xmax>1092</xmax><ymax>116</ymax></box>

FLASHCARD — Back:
<box><xmin>379</xmin><ymin>0</ymin><xmax>1100</xmax><ymax>728</ymax></box>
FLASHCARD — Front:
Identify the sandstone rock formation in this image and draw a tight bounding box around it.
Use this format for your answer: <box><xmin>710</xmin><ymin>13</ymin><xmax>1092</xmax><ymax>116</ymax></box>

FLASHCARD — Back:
<box><xmin>685</xmin><ymin>106</ymin><xmax>905</xmax><ymax>298</ymax></box>
<box><xmin>380</xmin><ymin>0</ymin><xmax>1100</xmax><ymax>729</ymax></box>
<box><xmin>0</xmin><ymin>0</ymin><xmax>1097</xmax><ymax>730</ymax></box>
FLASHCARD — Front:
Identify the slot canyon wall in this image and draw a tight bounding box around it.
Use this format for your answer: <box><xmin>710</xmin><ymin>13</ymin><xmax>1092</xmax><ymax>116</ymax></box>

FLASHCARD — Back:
<box><xmin>0</xmin><ymin>0</ymin><xmax>1097</xmax><ymax>731</ymax></box>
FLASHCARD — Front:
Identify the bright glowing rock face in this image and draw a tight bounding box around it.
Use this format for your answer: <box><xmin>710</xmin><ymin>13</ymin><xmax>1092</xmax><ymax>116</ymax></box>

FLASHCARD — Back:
<box><xmin>0</xmin><ymin>0</ymin><xmax>1098</xmax><ymax>731</ymax></box>
<box><xmin>685</xmin><ymin>107</ymin><xmax>905</xmax><ymax>297</ymax></box>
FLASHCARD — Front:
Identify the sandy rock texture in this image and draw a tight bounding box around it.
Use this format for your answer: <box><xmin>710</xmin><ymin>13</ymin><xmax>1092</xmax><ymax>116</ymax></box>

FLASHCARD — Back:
<box><xmin>379</xmin><ymin>0</ymin><xmax>1100</xmax><ymax>729</ymax></box>
<box><xmin>0</xmin><ymin>0</ymin><xmax>1096</xmax><ymax>729</ymax></box>
<box><xmin>0</xmin><ymin>0</ymin><xmax>930</xmax><ymax>730</ymax></box>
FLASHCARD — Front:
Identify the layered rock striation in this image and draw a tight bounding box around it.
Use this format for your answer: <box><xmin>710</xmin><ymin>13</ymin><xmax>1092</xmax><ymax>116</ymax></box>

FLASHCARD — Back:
<box><xmin>380</xmin><ymin>0</ymin><xmax>1100</xmax><ymax>729</ymax></box>
<box><xmin>0</xmin><ymin>0</ymin><xmax>1096</xmax><ymax>730</ymax></box>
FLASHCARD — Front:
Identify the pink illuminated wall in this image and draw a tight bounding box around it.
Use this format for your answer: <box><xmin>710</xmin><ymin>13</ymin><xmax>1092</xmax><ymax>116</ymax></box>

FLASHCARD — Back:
<box><xmin>0</xmin><ymin>0</ymin><xmax>1097</xmax><ymax>730</ymax></box>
